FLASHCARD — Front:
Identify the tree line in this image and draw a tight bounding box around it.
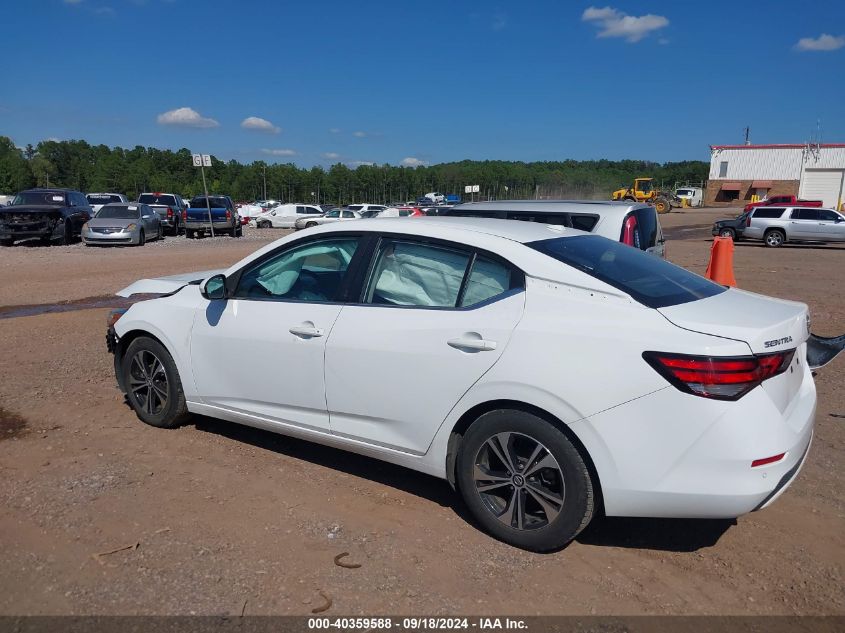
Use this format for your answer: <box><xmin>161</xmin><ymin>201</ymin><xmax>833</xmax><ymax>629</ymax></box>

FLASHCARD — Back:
<box><xmin>0</xmin><ymin>136</ymin><xmax>708</xmax><ymax>205</ymax></box>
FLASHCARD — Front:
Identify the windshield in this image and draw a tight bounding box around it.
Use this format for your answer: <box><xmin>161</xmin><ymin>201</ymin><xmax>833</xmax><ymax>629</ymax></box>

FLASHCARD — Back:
<box><xmin>96</xmin><ymin>205</ymin><xmax>140</xmax><ymax>219</ymax></box>
<box><xmin>87</xmin><ymin>194</ymin><xmax>123</xmax><ymax>205</ymax></box>
<box><xmin>138</xmin><ymin>194</ymin><xmax>177</xmax><ymax>206</ymax></box>
<box><xmin>528</xmin><ymin>235</ymin><xmax>726</xmax><ymax>308</ymax></box>
<box><xmin>675</xmin><ymin>189</ymin><xmax>692</xmax><ymax>196</ymax></box>
<box><xmin>13</xmin><ymin>191</ymin><xmax>66</xmax><ymax>205</ymax></box>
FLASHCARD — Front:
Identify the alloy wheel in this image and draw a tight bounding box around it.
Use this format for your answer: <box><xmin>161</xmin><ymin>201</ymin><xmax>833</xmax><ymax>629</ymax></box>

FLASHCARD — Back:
<box><xmin>473</xmin><ymin>432</ymin><xmax>565</xmax><ymax>530</ymax></box>
<box><xmin>128</xmin><ymin>350</ymin><xmax>169</xmax><ymax>416</ymax></box>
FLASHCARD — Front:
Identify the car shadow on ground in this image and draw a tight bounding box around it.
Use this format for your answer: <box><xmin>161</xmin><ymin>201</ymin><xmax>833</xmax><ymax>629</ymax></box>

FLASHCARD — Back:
<box><xmin>575</xmin><ymin>515</ymin><xmax>735</xmax><ymax>552</ymax></box>
<box><xmin>189</xmin><ymin>414</ymin><xmax>735</xmax><ymax>553</ymax></box>
<box><xmin>735</xmin><ymin>242</ymin><xmax>845</xmax><ymax>251</ymax></box>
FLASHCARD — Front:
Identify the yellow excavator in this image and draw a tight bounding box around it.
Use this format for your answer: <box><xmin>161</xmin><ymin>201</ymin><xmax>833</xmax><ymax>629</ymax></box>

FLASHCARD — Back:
<box><xmin>611</xmin><ymin>177</ymin><xmax>673</xmax><ymax>214</ymax></box>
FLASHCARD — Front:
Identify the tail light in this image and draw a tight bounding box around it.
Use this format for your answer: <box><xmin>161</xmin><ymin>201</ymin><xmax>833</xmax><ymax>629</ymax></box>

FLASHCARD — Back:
<box><xmin>166</xmin><ymin>207</ymin><xmax>173</xmax><ymax>218</ymax></box>
<box><xmin>226</xmin><ymin>210</ymin><xmax>231</xmax><ymax>221</ymax></box>
<box><xmin>182</xmin><ymin>210</ymin><xmax>187</xmax><ymax>221</ymax></box>
<box><xmin>642</xmin><ymin>350</ymin><xmax>795</xmax><ymax>401</ymax></box>
<box><xmin>746</xmin><ymin>213</ymin><xmax>752</xmax><ymax>227</ymax></box>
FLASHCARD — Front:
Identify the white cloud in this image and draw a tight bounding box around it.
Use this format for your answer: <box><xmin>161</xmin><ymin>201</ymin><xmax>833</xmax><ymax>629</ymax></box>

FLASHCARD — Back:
<box><xmin>260</xmin><ymin>148</ymin><xmax>297</xmax><ymax>157</ymax></box>
<box><xmin>794</xmin><ymin>34</ymin><xmax>845</xmax><ymax>52</ymax></box>
<box><xmin>241</xmin><ymin>116</ymin><xmax>281</xmax><ymax>134</ymax></box>
<box><xmin>582</xmin><ymin>6</ymin><xmax>669</xmax><ymax>43</ymax></box>
<box><xmin>156</xmin><ymin>107</ymin><xmax>219</xmax><ymax>128</ymax></box>
<box><xmin>63</xmin><ymin>0</ymin><xmax>83</xmax><ymax>5</ymax></box>
<box><xmin>352</xmin><ymin>131</ymin><xmax>367</xmax><ymax>138</ymax></box>
<box><xmin>329</xmin><ymin>128</ymin><xmax>341</xmax><ymax>134</ymax></box>
<box><xmin>348</xmin><ymin>160</ymin><xmax>375</xmax><ymax>167</ymax></box>
<box><xmin>322</xmin><ymin>152</ymin><xmax>341</xmax><ymax>160</ymax></box>
<box><xmin>400</xmin><ymin>157</ymin><xmax>428</xmax><ymax>167</ymax></box>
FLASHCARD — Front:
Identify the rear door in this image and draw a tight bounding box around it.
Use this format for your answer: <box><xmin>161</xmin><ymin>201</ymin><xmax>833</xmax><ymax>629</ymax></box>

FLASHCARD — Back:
<box><xmin>325</xmin><ymin>236</ymin><xmax>525</xmax><ymax>454</ymax></box>
<box><xmin>788</xmin><ymin>208</ymin><xmax>820</xmax><ymax>240</ymax></box>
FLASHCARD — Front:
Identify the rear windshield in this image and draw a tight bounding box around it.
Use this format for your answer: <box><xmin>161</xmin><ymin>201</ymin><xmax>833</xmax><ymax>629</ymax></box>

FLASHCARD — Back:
<box><xmin>12</xmin><ymin>191</ymin><xmax>66</xmax><ymax>205</ymax></box>
<box><xmin>96</xmin><ymin>205</ymin><xmax>140</xmax><ymax>219</ymax></box>
<box><xmin>138</xmin><ymin>194</ymin><xmax>178</xmax><ymax>206</ymax></box>
<box><xmin>190</xmin><ymin>197</ymin><xmax>228</xmax><ymax>208</ymax></box>
<box><xmin>87</xmin><ymin>194</ymin><xmax>123</xmax><ymax>205</ymax></box>
<box><xmin>528</xmin><ymin>235</ymin><xmax>726</xmax><ymax>308</ymax></box>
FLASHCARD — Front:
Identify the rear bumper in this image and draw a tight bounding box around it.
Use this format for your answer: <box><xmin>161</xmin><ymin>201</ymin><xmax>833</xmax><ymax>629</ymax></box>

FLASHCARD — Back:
<box><xmin>577</xmin><ymin>361</ymin><xmax>817</xmax><ymax>519</ymax></box>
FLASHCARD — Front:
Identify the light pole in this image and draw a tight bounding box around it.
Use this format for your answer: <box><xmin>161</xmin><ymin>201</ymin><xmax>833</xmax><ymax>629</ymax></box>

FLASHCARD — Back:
<box><xmin>262</xmin><ymin>164</ymin><xmax>267</xmax><ymax>200</ymax></box>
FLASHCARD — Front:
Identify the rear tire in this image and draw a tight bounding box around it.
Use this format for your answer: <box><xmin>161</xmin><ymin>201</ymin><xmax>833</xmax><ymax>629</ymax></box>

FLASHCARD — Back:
<box><xmin>719</xmin><ymin>228</ymin><xmax>736</xmax><ymax>239</ymax></box>
<box><xmin>57</xmin><ymin>220</ymin><xmax>73</xmax><ymax>245</ymax></box>
<box><xmin>456</xmin><ymin>409</ymin><xmax>594</xmax><ymax>552</ymax></box>
<box><xmin>764</xmin><ymin>229</ymin><xmax>785</xmax><ymax>247</ymax></box>
<box><xmin>121</xmin><ymin>336</ymin><xmax>190</xmax><ymax>429</ymax></box>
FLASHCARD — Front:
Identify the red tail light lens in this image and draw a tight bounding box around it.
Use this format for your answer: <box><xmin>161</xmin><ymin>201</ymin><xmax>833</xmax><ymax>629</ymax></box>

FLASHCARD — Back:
<box><xmin>166</xmin><ymin>207</ymin><xmax>173</xmax><ymax>218</ymax></box>
<box><xmin>642</xmin><ymin>350</ymin><xmax>795</xmax><ymax>400</ymax></box>
<box><xmin>746</xmin><ymin>213</ymin><xmax>752</xmax><ymax>227</ymax></box>
<box><xmin>226</xmin><ymin>210</ymin><xmax>231</xmax><ymax>221</ymax></box>
<box><xmin>182</xmin><ymin>210</ymin><xmax>187</xmax><ymax>221</ymax></box>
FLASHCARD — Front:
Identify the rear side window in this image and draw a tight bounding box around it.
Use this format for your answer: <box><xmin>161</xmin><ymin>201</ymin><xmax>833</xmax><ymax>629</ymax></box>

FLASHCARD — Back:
<box><xmin>791</xmin><ymin>208</ymin><xmax>820</xmax><ymax>220</ymax></box>
<box><xmin>753</xmin><ymin>208</ymin><xmax>786</xmax><ymax>219</ymax></box>
<box><xmin>528</xmin><ymin>235</ymin><xmax>726</xmax><ymax>308</ymax></box>
<box><xmin>347</xmin><ymin>205</ymin><xmax>363</xmax><ymax>211</ymax></box>
<box><xmin>570</xmin><ymin>214</ymin><xmax>599</xmax><ymax>232</ymax></box>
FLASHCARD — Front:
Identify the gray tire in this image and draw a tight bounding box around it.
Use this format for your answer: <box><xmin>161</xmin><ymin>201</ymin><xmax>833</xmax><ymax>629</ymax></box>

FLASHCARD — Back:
<box><xmin>719</xmin><ymin>228</ymin><xmax>736</xmax><ymax>239</ymax></box>
<box><xmin>122</xmin><ymin>336</ymin><xmax>190</xmax><ymax>429</ymax></box>
<box><xmin>456</xmin><ymin>409</ymin><xmax>594</xmax><ymax>552</ymax></box>
<box><xmin>764</xmin><ymin>229</ymin><xmax>785</xmax><ymax>247</ymax></box>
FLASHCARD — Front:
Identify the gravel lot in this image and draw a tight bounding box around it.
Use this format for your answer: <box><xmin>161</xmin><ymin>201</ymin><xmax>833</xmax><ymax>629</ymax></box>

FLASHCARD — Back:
<box><xmin>0</xmin><ymin>210</ymin><xmax>842</xmax><ymax>616</ymax></box>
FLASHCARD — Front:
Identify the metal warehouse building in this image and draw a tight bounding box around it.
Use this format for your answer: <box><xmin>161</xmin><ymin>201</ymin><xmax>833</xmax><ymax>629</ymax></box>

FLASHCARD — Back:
<box><xmin>706</xmin><ymin>143</ymin><xmax>845</xmax><ymax>209</ymax></box>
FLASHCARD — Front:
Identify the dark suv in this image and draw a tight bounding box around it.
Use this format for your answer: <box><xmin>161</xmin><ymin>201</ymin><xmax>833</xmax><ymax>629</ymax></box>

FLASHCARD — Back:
<box><xmin>0</xmin><ymin>188</ymin><xmax>93</xmax><ymax>246</ymax></box>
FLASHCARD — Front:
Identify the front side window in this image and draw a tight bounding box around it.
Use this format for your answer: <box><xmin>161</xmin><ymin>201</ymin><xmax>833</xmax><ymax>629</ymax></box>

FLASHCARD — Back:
<box><xmin>528</xmin><ymin>235</ymin><xmax>726</xmax><ymax>309</ymax></box>
<box><xmin>365</xmin><ymin>240</ymin><xmax>471</xmax><ymax>307</ymax></box>
<box><xmin>234</xmin><ymin>237</ymin><xmax>359</xmax><ymax>302</ymax></box>
<box><xmin>819</xmin><ymin>210</ymin><xmax>841</xmax><ymax>222</ymax></box>
<box><xmin>342</xmin><ymin>210</ymin><xmax>354</xmax><ymax>218</ymax></box>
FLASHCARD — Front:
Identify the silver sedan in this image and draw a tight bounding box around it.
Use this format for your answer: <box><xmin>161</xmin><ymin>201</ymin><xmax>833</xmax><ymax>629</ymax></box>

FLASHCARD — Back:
<box><xmin>82</xmin><ymin>203</ymin><xmax>162</xmax><ymax>246</ymax></box>
<box><xmin>294</xmin><ymin>208</ymin><xmax>362</xmax><ymax>230</ymax></box>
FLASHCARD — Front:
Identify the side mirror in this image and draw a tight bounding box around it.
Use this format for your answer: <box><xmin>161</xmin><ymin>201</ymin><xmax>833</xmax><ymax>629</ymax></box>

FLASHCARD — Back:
<box><xmin>201</xmin><ymin>274</ymin><xmax>228</xmax><ymax>300</ymax></box>
<box><xmin>836</xmin><ymin>217</ymin><xmax>844</xmax><ymax>223</ymax></box>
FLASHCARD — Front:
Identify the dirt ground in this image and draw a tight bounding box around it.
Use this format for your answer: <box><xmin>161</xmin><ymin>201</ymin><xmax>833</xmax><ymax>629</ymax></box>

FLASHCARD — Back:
<box><xmin>0</xmin><ymin>211</ymin><xmax>842</xmax><ymax>616</ymax></box>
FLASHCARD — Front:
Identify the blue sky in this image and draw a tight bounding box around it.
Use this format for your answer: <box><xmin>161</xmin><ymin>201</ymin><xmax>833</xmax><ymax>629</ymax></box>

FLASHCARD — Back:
<box><xmin>1</xmin><ymin>0</ymin><xmax>843</xmax><ymax>167</ymax></box>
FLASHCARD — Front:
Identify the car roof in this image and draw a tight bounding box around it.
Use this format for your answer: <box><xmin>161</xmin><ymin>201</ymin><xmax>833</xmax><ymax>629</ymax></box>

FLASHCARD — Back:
<box><xmin>451</xmin><ymin>199</ymin><xmax>651</xmax><ymax>216</ymax></box>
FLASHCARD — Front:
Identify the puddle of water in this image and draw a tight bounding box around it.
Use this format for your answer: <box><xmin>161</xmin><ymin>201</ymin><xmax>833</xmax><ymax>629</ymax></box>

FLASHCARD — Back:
<box><xmin>0</xmin><ymin>407</ymin><xmax>29</xmax><ymax>441</ymax></box>
<box><xmin>0</xmin><ymin>294</ymin><xmax>160</xmax><ymax>320</ymax></box>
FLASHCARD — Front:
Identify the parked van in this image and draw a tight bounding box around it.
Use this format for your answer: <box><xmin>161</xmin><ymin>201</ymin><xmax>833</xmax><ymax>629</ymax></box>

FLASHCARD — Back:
<box><xmin>251</xmin><ymin>203</ymin><xmax>324</xmax><ymax>229</ymax></box>
<box><xmin>674</xmin><ymin>187</ymin><xmax>703</xmax><ymax>208</ymax></box>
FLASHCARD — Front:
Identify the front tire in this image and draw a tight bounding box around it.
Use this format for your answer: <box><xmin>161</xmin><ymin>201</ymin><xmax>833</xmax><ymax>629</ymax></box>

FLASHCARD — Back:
<box><xmin>305</xmin><ymin>221</ymin><xmax>318</xmax><ymax>228</ymax></box>
<box><xmin>122</xmin><ymin>336</ymin><xmax>190</xmax><ymax>429</ymax></box>
<box><xmin>137</xmin><ymin>229</ymin><xmax>145</xmax><ymax>246</ymax></box>
<box><xmin>257</xmin><ymin>220</ymin><xmax>271</xmax><ymax>229</ymax></box>
<box><xmin>764</xmin><ymin>229</ymin><xmax>785</xmax><ymax>247</ymax></box>
<box><xmin>654</xmin><ymin>198</ymin><xmax>671</xmax><ymax>214</ymax></box>
<box><xmin>456</xmin><ymin>409</ymin><xmax>594</xmax><ymax>552</ymax></box>
<box><xmin>719</xmin><ymin>228</ymin><xmax>736</xmax><ymax>239</ymax></box>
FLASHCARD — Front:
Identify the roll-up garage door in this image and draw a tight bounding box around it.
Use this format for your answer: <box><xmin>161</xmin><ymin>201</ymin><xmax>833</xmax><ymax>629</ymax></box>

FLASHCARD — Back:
<box><xmin>800</xmin><ymin>169</ymin><xmax>845</xmax><ymax>209</ymax></box>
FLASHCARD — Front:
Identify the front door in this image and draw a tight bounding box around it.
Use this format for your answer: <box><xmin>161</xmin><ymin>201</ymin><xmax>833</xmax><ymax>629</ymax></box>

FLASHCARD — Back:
<box><xmin>190</xmin><ymin>236</ymin><xmax>361</xmax><ymax>431</ymax></box>
<box><xmin>325</xmin><ymin>237</ymin><xmax>525</xmax><ymax>454</ymax></box>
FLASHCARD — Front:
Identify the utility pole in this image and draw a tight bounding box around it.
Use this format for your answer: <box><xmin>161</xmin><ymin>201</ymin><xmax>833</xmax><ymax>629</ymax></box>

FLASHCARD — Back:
<box><xmin>744</xmin><ymin>126</ymin><xmax>751</xmax><ymax>145</ymax></box>
<box><xmin>193</xmin><ymin>154</ymin><xmax>215</xmax><ymax>237</ymax></box>
<box><xmin>262</xmin><ymin>164</ymin><xmax>267</xmax><ymax>200</ymax></box>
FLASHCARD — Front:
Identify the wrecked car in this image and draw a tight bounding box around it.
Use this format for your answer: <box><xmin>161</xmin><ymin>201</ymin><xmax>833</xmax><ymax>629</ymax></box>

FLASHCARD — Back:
<box><xmin>0</xmin><ymin>188</ymin><xmax>93</xmax><ymax>246</ymax></box>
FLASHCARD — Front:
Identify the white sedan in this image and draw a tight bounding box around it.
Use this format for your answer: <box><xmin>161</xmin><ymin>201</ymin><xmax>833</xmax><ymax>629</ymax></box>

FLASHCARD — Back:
<box><xmin>294</xmin><ymin>208</ymin><xmax>362</xmax><ymax>230</ymax></box>
<box><xmin>108</xmin><ymin>218</ymin><xmax>816</xmax><ymax>551</ymax></box>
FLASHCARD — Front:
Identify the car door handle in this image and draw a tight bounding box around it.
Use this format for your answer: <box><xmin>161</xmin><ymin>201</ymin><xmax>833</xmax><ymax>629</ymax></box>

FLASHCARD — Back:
<box><xmin>289</xmin><ymin>325</ymin><xmax>324</xmax><ymax>338</ymax></box>
<box><xmin>447</xmin><ymin>337</ymin><xmax>497</xmax><ymax>352</ymax></box>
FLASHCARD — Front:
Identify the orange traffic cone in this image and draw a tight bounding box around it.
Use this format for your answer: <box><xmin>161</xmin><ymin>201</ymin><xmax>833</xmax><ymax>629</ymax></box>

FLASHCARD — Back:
<box><xmin>705</xmin><ymin>236</ymin><xmax>737</xmax><ymax>287</ymax></box>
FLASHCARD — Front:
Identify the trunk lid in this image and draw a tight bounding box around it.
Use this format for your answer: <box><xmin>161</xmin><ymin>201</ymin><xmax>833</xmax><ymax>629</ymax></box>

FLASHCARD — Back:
<box><xmin>658</xmin><ymin>288</ymin><xmax>810</xmax><ymax>413</ymax></box>
<box><xmin>657</xmin><ymin>288</ymin><xmax>809</xmax><ymax>355</ymax></box>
